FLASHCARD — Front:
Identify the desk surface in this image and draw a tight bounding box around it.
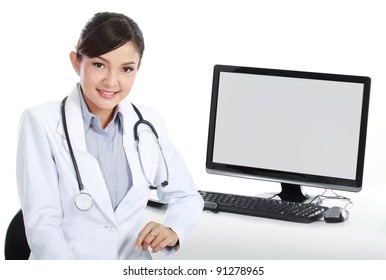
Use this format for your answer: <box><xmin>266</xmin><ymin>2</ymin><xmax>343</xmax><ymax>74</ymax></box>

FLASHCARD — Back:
<box><xmin>145</xmin><ymin>185</ymin><xmax>386</xmax><ymax>260</ymax></box>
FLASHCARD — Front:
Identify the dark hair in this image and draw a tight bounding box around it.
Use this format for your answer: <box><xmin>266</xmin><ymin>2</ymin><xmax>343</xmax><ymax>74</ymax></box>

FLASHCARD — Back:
<box><xmin>76</xmin><ymin>12</ymin><xmax>144</xmax><ymax>60</ymax></box>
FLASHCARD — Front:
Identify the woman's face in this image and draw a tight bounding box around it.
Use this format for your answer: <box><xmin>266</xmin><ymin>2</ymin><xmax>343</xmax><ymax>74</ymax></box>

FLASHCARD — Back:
<box><xmin>71</xmin><ymin>41</ymin><xmax>141</xmax><ymax>122</ymax></box>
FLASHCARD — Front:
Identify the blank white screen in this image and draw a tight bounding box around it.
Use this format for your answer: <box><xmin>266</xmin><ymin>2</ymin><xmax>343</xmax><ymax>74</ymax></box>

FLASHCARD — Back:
<box><xmin>213</xmin><ymin>72</ymin><xmax>364</xmax><ymax>180</ymax></box>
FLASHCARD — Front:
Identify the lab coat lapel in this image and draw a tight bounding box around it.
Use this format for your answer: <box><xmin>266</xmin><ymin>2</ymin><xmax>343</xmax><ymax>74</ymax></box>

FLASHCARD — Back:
<box><xmin>114</xmin><ymin>101</ymin><xmax>157</xmax><ymax>215</ymax></box>
<box><xmin>56</xmin><ymin>86</ymin><xmax>116</xmax><ymax>224</ymax></box>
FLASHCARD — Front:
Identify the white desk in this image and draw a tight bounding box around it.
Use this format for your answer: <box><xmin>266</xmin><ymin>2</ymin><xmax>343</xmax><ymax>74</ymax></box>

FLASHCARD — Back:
<box><xmin>146</xmin><ymin>185</ymin><xmax>386</xmax><ymax>260</ymax></box>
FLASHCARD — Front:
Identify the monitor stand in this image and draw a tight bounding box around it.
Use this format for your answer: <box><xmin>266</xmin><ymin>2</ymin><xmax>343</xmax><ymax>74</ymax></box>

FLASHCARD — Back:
<box><xmin>256</xmin><ymin>182</ymin><xmax>322</xmax><ymax>204</ymax></box>
<box><xmin>276</xmin><ymin>183</ymin><xmax>309</xmax><ymax>203</ymax></box>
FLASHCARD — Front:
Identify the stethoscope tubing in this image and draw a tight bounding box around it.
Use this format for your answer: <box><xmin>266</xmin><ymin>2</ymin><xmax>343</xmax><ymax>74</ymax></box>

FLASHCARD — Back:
<box><xmin>61</xmin><ymin>97</ymin><xmax>85</xmax><ymax>192</ymax></box>
<box><xmin>132</xmin><ymin>104</ymin><xmax>169</xmax><ymax>190</ymax></box>
<box><xmin>61</xmin><ymin>95</ymin><xmax>169</xmax><ymax>210</ymax></box>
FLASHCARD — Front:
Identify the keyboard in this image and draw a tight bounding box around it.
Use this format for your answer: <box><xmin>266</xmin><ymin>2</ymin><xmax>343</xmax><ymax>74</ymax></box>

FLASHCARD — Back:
<box><xmin>199</xmin><ymin>190</ymin><xmax>329</xmax><ymax>223</ymax></box>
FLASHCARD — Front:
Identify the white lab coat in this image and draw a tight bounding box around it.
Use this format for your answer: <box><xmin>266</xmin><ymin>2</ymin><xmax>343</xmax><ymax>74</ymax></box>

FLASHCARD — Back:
<box><xmin>16</xmin><ymin>85</ymin><xmax>204</xmax><ymax>259</ymax></box>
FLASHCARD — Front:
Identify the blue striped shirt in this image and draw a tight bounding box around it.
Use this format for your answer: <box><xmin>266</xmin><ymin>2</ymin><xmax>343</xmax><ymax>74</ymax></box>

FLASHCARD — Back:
<box><xmin>79</xmin><ymin>93</ymin><xmax>132</xmax><ymax>211</ymax></box>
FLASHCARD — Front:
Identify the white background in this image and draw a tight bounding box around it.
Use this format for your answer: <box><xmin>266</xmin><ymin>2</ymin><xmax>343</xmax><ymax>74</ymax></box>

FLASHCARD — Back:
<box><xmin>0</xmin><ymin>0</ymin><xmax>385</xmax><ymax>269</ymax></box>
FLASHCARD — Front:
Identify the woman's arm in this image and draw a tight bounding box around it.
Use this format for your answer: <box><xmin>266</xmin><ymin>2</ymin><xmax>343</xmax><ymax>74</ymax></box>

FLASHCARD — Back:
<box><xmin>151</xmin><ymin>114</ymin><xmax>204</xmax><ymax>252</ymax></box>
<box><xmin>16</xmin><ymin>108</ymin><xmax>75</xmax><ymax>259</ymax></box>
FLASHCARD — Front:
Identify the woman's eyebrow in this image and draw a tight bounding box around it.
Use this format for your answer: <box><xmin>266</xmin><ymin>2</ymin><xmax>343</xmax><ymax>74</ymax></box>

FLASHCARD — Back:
<box><xmin>122</xmin><ymin>61</ymin><xmax>137</xmax><ymax>66</ymax></box>
<box><xmin>96</xmin><ymin>56</ymin><xmax>137</xmax><ymax>66</ymax></box>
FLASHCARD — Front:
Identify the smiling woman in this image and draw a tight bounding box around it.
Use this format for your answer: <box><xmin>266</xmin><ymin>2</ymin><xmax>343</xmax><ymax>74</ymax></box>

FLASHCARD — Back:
<box><xmin>70</xmin><ymin>41</ymin><xmax>141</xmax><ymax>128</ymax></box>
<box><xmin>71</xmin><ymin>12</ymin><xmax>144</xmax><ymax>128</ymax></box>
<box><xmin>15</xmin><ymin>11</ymin><xmax>204</xmax><ymax>260</ymax></box>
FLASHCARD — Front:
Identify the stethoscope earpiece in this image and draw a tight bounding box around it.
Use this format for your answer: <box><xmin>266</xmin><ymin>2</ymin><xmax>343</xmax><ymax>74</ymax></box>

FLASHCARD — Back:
<box><xmin>149</xmin><ymin>181</ymin><xmax>168</xmax><ymax>190</ymax></box>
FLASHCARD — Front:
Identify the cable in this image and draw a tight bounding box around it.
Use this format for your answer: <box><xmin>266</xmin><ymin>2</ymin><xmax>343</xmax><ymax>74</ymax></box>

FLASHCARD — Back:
<box><xmin>309</xmin><ymin>189</ymin><xmax>353</xmax><ymax>210</ymax></box>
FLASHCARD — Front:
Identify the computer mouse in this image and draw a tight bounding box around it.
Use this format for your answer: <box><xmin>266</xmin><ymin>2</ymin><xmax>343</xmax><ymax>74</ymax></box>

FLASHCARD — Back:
<box><xmin>324</xmin><ymin>206</ymin><xmax>349</xmax><ymax>223</ymax></box>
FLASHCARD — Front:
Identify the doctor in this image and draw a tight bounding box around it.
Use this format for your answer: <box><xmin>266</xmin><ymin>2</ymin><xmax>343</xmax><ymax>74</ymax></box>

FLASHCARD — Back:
<box><xmin>16</xmin><ymin>12</ymin><xmax>204</xmax><ymax>259</ymax></box>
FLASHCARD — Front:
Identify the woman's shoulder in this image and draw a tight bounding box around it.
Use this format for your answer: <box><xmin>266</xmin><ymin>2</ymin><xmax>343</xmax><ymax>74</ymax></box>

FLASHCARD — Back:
<box><xmin>20</xmin><ymin>100</ymin><xmax>62</xmax><ymax>124</ymax></box>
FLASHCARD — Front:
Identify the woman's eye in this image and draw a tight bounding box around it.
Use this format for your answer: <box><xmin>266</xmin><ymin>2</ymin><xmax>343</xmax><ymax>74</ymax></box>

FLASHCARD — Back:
<box><xmin>122</xmin><ymin>67</ymin><xmax>133</xmax><ymax>73</ymax></box>
<box><xmin>93</xmin><ymin>63</ymin><xmax>104</xmax><ymax>68</ymax></box>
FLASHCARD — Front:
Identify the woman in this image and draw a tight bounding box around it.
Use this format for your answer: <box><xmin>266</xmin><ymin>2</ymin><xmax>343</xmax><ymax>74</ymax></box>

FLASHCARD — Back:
<box><xmin>16</xmin><ymin>12</ymin><xmax>204</xmax><ymax>259</ymax></box>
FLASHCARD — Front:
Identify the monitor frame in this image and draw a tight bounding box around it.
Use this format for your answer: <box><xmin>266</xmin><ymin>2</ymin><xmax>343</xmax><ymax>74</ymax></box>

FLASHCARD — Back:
<box><xmin>206</xmin><ymin>65</ymin><xmax>371</xmax><ymax>201</ymax></box>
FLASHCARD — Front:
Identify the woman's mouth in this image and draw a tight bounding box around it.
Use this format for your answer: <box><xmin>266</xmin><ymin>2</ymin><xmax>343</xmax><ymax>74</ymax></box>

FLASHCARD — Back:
<box><xmin>97</xmin><ymin>89</ymin><xmax>118</xmax><ymax>99</ymax></box>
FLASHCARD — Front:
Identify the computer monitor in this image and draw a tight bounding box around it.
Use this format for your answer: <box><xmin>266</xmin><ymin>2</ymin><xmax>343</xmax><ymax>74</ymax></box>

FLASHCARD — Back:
<box><xmin>206</xmin><ymin>65</ymin><xmax>371</xmax><ymax>202</ymax></box>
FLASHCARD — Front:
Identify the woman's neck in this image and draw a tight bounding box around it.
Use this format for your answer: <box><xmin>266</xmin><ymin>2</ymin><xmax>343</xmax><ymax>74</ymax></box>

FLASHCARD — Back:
<box><xmin>81</xmin><ymin>91</ymin><xmax>115</xmax><ymax>129</ymax></box>
<box><xmin>95</xmin><ymin>109</ymin><xmax>114</xmax><ymax>129</ymax></box>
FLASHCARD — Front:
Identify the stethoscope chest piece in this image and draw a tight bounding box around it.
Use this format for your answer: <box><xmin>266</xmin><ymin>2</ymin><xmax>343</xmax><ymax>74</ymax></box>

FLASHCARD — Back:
<box><xmin>75</xmin><ymin>192</ymin><xmax>93</xmax><ymax>211</ymax></box>
<box><xmin>62</xmin><ymin>96</ymin><xmax>93</xmax><ymax>211</ymax></box>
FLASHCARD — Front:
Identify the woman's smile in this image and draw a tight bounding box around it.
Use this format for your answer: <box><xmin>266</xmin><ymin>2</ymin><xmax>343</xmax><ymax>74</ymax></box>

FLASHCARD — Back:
<box><xmin>97</xmin><ymin>89</ymin><xmax>118</xmax><ymax>99</ymax></box>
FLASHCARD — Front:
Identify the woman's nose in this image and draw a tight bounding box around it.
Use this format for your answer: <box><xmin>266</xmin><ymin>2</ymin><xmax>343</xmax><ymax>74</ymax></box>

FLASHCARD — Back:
<box><xmin>103</xmin><ymin>71</ymin><xmax>118</xmax><ymax>87</ymax></box>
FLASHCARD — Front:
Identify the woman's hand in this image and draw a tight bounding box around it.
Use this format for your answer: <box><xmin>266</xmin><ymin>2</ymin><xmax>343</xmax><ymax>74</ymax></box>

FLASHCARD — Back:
<box><xmin>135</xmin><ymin>221</ymin><xmax>179</xmax><ymax>253</ymax></box>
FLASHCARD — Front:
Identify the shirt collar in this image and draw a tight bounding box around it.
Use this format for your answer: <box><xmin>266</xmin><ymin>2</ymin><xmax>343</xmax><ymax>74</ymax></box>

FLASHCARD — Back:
<box><xmin>78</xmin><ymin>88</ymin><xmax>125</xmax><ymax>133</ymax></box>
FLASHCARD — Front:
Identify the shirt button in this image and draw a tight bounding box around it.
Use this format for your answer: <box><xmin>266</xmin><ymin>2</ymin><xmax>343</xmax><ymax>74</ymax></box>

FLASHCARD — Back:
<box><xmin>104</xmin><ymin>224</ymin><xmax>116</xmax><ymax>232</ymax></box>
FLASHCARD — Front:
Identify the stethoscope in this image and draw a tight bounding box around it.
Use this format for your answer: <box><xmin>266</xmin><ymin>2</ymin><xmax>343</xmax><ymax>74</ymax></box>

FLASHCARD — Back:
<box><xmin>61</xmin><ymin>96</ymin><xmax>169</xmax><ymax>211</ymax></box>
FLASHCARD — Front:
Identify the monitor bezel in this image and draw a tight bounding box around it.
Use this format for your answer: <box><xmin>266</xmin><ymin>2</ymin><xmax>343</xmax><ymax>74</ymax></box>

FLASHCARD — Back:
<box><xmin>206</xmin><ymin>64</ymin><xmax>371</xmax><ymax>192</ymax></box>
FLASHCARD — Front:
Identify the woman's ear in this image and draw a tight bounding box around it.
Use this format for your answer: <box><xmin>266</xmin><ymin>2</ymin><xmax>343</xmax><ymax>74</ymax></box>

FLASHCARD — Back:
<box><xmin>69</xmin><ymin>51</ymin><xmax>80</xmax><ymax>75</ymax></box>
